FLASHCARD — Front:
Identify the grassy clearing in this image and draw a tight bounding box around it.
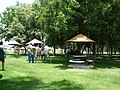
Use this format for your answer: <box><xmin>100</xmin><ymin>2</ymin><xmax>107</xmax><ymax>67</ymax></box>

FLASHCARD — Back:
<box><xmin>0</xmin><ymin>55</ymin><xmax>120</xmax><ymax>90</ymax></box>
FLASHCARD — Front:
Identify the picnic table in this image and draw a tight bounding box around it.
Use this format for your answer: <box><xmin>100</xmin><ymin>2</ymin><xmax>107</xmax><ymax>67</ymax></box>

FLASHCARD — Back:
<box><xmin>69</xmin><ymin>55</ymin><xmax>93</xmax><ymax>65</ymax></box>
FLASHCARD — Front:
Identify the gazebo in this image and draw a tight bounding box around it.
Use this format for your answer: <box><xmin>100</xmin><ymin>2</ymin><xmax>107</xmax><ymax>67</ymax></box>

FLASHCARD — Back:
<box><xmin>67</xmin><ymin>34</ymin><xmax>96</xmax><ymax>60</ymax></box>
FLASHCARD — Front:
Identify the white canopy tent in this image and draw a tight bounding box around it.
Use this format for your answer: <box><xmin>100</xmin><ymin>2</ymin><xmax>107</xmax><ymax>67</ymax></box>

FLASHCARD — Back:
<box><xmin>26</xmin><ymin>39</ymin><xmax>43</xmax><ymax>45</ymax></box>
<box><xmin>8</xmin><ymin>40</ymin><xmax>21</xmax><ymax>46</ymax></box>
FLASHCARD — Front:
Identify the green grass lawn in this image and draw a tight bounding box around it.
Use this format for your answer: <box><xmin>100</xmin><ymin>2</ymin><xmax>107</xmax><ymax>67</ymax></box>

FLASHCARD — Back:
<box><xmin>0</xmin><ymin>55</ymin><xmax>120</xmax><ymax>90</ymax></box>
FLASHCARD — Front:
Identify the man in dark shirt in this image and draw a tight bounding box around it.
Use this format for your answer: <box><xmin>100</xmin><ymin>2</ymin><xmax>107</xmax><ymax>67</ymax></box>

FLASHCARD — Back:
<box><xmin>0</xmin><ymin>41</ymin><xmax>5</xmax><ymax>70</ymax></box>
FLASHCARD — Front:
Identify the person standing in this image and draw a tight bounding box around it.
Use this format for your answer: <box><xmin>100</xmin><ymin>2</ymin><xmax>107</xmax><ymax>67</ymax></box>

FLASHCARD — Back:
<box><xmin>66</xmin><ymin>47</ymin><xmax>71</xmax><ymax>61</ymax></box>
<box><xmin>30</xmin><ymin>46</ymin><xmax>35</xmax><ymax>63</ymax></box>
<box><xmin>14</xmin><ymin>46</ymin><xmax>19</xmax><ymax>58</ymax></box>
<box><xmin>35</xmin><ymin>45</ymin><xmax>41</xmax><ymax>59</ymax></box>
<box><xmin>0</xmin><ymin>41</ymin><xmax>5</xmax><ymax>70</ymax></box>
<box><xmin>27</xmin><ymin>45</ymin><xmax>35</xmax><ymax>63</ymax></box>
<box><xmin>27</xmin><ymin>44</ymin><xmax>33</xmax><ymax>63</ymax></box>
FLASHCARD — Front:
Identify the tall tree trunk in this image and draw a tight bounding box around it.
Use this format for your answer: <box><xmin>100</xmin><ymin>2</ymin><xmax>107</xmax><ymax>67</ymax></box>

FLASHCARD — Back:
<box><xmin>110</xmin><ymin>45</ymin><xmax>113</xmax><ymax>55</ymax></box>
<box><xmin>53</xmin><ymin>45</ymin><xmax>56</xmax><ymax>55</ymax></box>
<box><xmin>114</xmin><ymin>47</ymin><xmax>116</xmax><ymax>54</ymax></box>
<box><xmin>107</xmin><ymin>46</ymin><xmax>109</xmax><ymax>54</ymax></box>
<box><xmin>110</xmin><ymin>44</ymin><xmax>113</xmax><ymax>59</ymax></box>
<box><xmin>101</xmin><ymin>44</ymin><xmax>104</xmax><ymax>54</ymax></box>
<box><xmin>24</xmin><ymin>46</ymin><xmax>27</xmax><ymax>55</ymax></box>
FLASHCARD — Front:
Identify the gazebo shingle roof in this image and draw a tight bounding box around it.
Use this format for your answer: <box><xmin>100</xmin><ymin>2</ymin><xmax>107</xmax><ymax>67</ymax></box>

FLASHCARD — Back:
<box><xmin>68</xmin><ymin>34</ymin><xmax>95</xmax><ymax>43</ymax></box>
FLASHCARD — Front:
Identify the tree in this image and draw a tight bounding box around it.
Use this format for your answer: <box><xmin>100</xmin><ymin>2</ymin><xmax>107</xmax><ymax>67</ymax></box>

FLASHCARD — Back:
<box><xmin>0</xmin><ymin>2</ymin><xmax>42</xmax><ymax>44</ymax></box>
<box><xmin>0</xmin><ymin>0</ymin><xmax>120</xmax><ymax>55</ymax></box>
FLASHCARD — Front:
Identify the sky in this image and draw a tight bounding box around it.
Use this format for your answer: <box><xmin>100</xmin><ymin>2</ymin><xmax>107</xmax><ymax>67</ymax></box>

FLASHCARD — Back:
<box><xmin>0</xmin><ymin>0</ymin><xmax>35</xmax><ymax>13</ymax></box>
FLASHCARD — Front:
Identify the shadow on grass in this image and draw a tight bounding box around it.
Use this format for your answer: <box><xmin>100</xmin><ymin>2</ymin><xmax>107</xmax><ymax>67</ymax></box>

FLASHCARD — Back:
<box><xmin>48</xmin><ymin>79</ymin><xmax>84</xmax><ymax>90</ymax></box>
<box><xmin>0</xmin><ymin>77</ymin><xmax>41</xmax><ymax>90</ymax></box>
<box><xmin>36</xmin><ymin>79</ymin><xmax>84</xmax><ymax>90</ymax></box>
<box><xmin>35</xmin><ymin>56</ymin><xmax>69</xmax><ymax>70</ymax></box>
<box><xmin>54</xmin><ymin>64</ymin><xmax>69</xmax><ymax>70</ymax></box>
<box><xmin>0</xmin><ymin>77</ymin><xmax>84</xmax><ymax>90</ymax></box>
<box><xmin>0</xmin><ymin>70</ymin><xmax>6</xmax><ymax>71</ymax></box>
<box><xmin>94</xmin><ymin>59</ymin><xmax>120</xmax><ymax>69</ymax></box>
<box><xmin>49</xmin><ymin>56</ymin><xmax>69</xmax><ymax>70</ymax></box>
<box><xmin>36</xmin><ymin>55</ymin><xmax>120</xmax><ymax>69</ymax></box>
<box><xmin>51</xmin><ymin>56</ymin><xmax>120</xmax><ymax>69</ymax></box>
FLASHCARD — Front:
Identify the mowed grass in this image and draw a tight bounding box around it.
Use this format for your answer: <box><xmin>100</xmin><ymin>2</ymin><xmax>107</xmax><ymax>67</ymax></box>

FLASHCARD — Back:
<box><xmin>0</xmin><ymin>55</ymin><xmax>120</xmax><ymax>90</ymax></box>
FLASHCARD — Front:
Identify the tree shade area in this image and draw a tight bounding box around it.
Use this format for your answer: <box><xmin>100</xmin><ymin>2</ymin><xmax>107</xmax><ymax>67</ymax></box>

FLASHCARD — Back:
<box><xmin>0</xmin><ymin>0</ymin><xmax>120</xmax><ymax>55</ymax></box>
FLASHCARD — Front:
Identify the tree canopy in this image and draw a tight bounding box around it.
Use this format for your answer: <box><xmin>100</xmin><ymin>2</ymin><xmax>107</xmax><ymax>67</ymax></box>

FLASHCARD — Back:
<box><xmin>0</xmin><ymin>0</ymin><xmax>120</xmax><ymax>54</ymax></box>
